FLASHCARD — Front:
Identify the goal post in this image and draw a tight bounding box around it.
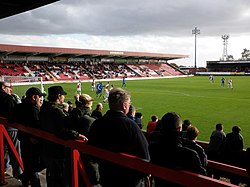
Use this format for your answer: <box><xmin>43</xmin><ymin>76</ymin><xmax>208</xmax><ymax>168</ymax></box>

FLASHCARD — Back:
<box><xmin>1</xmin><ymin>76</ymin><xmax>45</xmax><ymax>96</ymax></box>
<box><xmin>1</xmin><ymin>76</ymin><xmax>43</xmax><ymax>86</ymax></box>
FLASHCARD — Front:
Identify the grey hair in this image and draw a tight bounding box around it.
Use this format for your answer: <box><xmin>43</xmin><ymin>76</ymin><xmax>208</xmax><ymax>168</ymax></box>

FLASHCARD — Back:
<box><xmin>108</xmin><ymin>88</ymin><xmax>130</xmax><ymax>110</ymax></box>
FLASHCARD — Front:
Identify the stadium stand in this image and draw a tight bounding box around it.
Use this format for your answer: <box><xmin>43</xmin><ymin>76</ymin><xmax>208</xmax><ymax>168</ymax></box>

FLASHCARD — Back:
<box><xmin>159</xmin><ymin>63</ymin><xmax>184</xmax><ymax>76</ymax></box>
<box><xmin>0</xmin><ymin>44</ymin><xmax>187</xmax><ymax>83</ymax></box>
<box><xmin>127</xmin><ymin>64</ymin><xmax>160</xmax><ymax>77</ymax></box>
<box><xmin>207</xmin><ymin>60</ymin><xmax>250</xmax><ymax>74</ymax></box>
<box><xmin>0</xmin><ymin>63</ymin><xmax>28</xmax><ymax>77</ymax></box>
<box><xmin>1</xmin><ymin>59</ymin><xmax>184</xmax><ymax>82</ymax></box>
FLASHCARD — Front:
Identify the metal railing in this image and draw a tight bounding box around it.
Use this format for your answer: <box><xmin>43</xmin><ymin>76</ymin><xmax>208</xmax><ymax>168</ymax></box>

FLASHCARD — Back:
<box><xmin>0</xmin><ymin>117</ymin><xmax>243</xmax><ymax>187</ymax></box>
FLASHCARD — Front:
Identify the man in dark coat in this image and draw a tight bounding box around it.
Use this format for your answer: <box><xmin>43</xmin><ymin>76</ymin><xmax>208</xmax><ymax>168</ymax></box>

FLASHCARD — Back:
<box><xmin>88</xmin><ymin>88</ymin><xmax>150</xmax><ymax>187</ymax></box>
<box><xmin>91</xmin><ymin>103</ymin><xmax>103</xmax><ymax>119</ymax></box>
<box><xmin>221</xmin><ymin>126</ymin><xmax>244</xmax><ymax>185</ymax></box>
<box><xmin>0</xmin><ymin>81</ymin><xmax>22</xmax><ymax>179</ymax></box>
<box><xmin>10</xmin><ymin>87</ymin><xmax>46</xmax><ymax>187</ymax></box>
<box><xmin>149</xmin><ymin>112</ymin><xmax>207</xmax><ymax>187</ymax></box>
<box><xmin>39</xmin><ymin>86</ymin><xmax>88</xmax><ymax>187</ymax></box>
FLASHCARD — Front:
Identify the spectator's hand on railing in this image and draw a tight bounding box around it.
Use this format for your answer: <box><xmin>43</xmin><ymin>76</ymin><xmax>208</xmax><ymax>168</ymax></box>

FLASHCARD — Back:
<box><xmin>78</xmin><ymin>134</ymin><xmax>88</xmax><ymax>143</ymax></box>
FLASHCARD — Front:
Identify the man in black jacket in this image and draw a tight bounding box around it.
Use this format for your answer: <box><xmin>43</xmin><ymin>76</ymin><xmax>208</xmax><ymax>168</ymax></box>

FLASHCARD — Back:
<box><xmin>88</xmin><ymin>88</ymin><xmax>150</xmax><ymax>187</ymax></box>
<box><xmin>91</xmin><ymin>103</ymin><xmax>103</xmax><ymax>119</ymax></box>
<box><xmin>39</xmin><ymin>86</ymin><xmax>87</xmax><ymax>187</ymax></box>
<box><xmin>0</xmin><ymin>81</ymin><xmax>22</xmax><ymax>179</ymax></box>
<box><xmin>10</xmin><ymin>87</ymin><xmax>46</xmax><ymax>187</ymax></box>
<box><xmin>149</xmin><ymin>112</ymin><xmax>207</xmax><ymax>187</ymax></box>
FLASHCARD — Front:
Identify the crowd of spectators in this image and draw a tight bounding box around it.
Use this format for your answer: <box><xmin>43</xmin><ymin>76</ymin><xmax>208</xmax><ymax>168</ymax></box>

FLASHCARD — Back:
<box><xmin>0</xmin><ymin>60</ymin><xmax>181</xmax><ymax>82</ymax></box>
<box><xmin>0</xmin><ymin>82</ymin><xmax>248</xmax><ymax>186</ymax></box>
<box><xmin>0</xmin><ymin>61</ymin><xmax>138</xmax><ymax>81</ymax></box>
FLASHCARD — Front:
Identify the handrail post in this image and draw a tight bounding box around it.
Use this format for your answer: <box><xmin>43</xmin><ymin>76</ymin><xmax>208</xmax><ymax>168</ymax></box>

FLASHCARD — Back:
<box><xmin>71</xmin><ymin>149</ymin><xmax>79</xmax><ymax>187</ymax></box>
<box><xmin>71</xmin><ymin>149</ymin><xmax>92</xmax><ymax>187</ymax></box>
<box><xmin>2</xmin><ymin>125</ymin><xmax>23</xmax><ymax>171</ymax></box>
<box><xmin>77</xmin><ymin>151</ymin><xmax>92</xmax><ymax>187</ymax></box>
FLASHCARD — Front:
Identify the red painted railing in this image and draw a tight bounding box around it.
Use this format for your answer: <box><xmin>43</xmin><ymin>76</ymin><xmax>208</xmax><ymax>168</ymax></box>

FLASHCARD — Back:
<box><xmin>0</xmin><ymin>121</ymin><xmax>24</xmax><ymax>185</ymax></box>
<box><xmin>0</xmin><ymin>116</ymin><xmax>246</xmax><ymax>187</ymax></box>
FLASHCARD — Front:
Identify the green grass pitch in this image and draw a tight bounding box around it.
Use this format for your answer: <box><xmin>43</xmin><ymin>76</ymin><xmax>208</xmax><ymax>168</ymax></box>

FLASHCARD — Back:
<box><xmin>12</xmin><ymin>76</ymin><xmax>250</xmax><ymax>148</ymax></box>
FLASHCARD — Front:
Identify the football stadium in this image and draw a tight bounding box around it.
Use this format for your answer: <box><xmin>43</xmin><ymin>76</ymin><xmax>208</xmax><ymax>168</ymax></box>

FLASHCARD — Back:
<box><xmin>1</xmin><ymin>1</ymin><xmax>250</xmax><ymax>187</ymax></box>
<box><xmin>1</xmin><ymin>42</ymin><xmax>250</xmax><ymax>187</ymax></box>
<box><xmin>1</xmin><ymin>44</ymin><xmax>249</xmax><ymax>147</ymax></box>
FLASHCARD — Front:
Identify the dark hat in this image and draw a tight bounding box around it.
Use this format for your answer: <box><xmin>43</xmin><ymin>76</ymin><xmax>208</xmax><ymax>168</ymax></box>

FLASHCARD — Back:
<box><xmin>48</xmin><ymin>86</ymin><xmax>67</xmax><ymax>96</ymax></box>
<box><xmin>26</xmin><ymin>87</ymin><xmax>46</xmax><ymax>98</ymax></box>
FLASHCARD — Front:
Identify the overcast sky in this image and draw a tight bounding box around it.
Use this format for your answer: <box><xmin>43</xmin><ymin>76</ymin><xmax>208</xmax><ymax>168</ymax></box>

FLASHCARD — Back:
<box><xmin>0</xmin><ymin>0</ymin><xmax>250</xmax><ymax>67</ymax></box>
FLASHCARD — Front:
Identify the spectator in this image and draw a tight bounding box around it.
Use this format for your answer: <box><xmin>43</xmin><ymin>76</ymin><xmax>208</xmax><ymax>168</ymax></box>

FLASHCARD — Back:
<box><xmin>62</xmin><ymin>102</ymin><xmax>70</xmax><ymax>116</ymax></box>
<box><xmin>88</xmin><ymin>88</ymin><xmax>150</xmax><ymax>187</ymax></box>
<box><xmin>183</xmin><ymin>126</ymin><xmax>208</xmax><ymax>168</ymax></box>
<box><xmin>9</xmin><ymin>87</ymin><xmax>46</xmax><ymax>187</ymax></box>
<box><xmin>181</xmin><ymin>119</ymin><xmax>192</xmax><ymax>139</ymax></box>
<box><xmin>149</xmin><ymin>112</ymin><xmax>206</xmax><ymax>187</ymax></box>
<box><xmin>135</xmin><ymin>112</ymin><xmax>143</xmax><ymax>129</ymax></box>
<box><xmin>91</xmin><ymin>103</ymin><xmax>103</xmax><ymax>119</ymax></box>
<box><xmin>221</xmin><ymin>125</ymin><xmax>244</xmax><ymax>185</ymax></box>
<box><xmin>68</xmin><ymin>94</ymin><xmax>95</xmax><ymax>136</ymax></box>
<box><xmin>12</xmin><ymin>93</ymin><xmax>22</xmax><ymax>104</ymax></box>
<box><xmin>74</xmin><ymin>93</ymin><xmax>81</xmax><ymax>107</ymax></box>
<box><xmin>67</xmin><ymin>94</ymin><xmax>98</xmax><ymax>185</ymax></box>
<box><xmin>127</xmin><ymin>105</ymin><xmax>136</xmax><ymax>122</ymax></box>
<box><xmin>206</xmin><ymin>123</ymin><xmax>226</xmax><ymax>161</ymax></box>
<box><xmin>221</xmin><ymin>125</ymin><xmax>244</xmax><ymax>166</ymax></box>
<box><xmin>147</xmin><ymin>119</ymin><xmax>162</xmax><ymax>144</ymax></box>
<box><xmin>0</xmin><ymin>81</ymin><xmax>23</xmax><ymax>180</ymax></box>
<box><xmin>39</xmin><ymin>86</ymin><xmax>88</xmax><ymax>187</ymax></box>
<box><xmin>66</xmin><ymin>101</ymin><xmax>73</xmax><ymax>113</ymax></box>
<box><xmin>147</xmin><ymin>115</ymin><xmax>158</xmax><ymax>134</ymax></box>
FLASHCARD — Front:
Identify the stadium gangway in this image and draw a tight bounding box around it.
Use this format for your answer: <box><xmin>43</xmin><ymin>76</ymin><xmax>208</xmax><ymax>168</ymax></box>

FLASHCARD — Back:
<box><xmin>0</xmin><ymin>117</ymin><xmax>244</xmax><ymax>187</ymax></box>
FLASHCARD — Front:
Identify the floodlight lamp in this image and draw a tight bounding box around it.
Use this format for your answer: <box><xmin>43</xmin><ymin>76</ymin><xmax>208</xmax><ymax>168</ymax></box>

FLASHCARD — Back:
<box><xmin>192</xmin><ymin>27</ymin><xmax>200</xmax><ymax>35</ymax></box>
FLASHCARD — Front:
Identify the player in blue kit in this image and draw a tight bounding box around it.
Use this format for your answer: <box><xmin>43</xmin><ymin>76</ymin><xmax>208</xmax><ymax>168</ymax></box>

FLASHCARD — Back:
<box><xmin>221</xmin><ymin>77</ymin><xmax>225</xmax><ymax>87</ymax></box>
<box><xmin>96</xmin><ymin>82</ymin><xmax>103</xmax><ymax>98</ymax></box>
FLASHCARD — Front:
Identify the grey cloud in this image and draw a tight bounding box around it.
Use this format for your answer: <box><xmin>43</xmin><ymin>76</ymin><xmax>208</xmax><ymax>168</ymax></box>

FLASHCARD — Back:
<box><xmin>0</xmin><ymin>0</ymin><xmax>250</xmax><ymax>37</ymax></box>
